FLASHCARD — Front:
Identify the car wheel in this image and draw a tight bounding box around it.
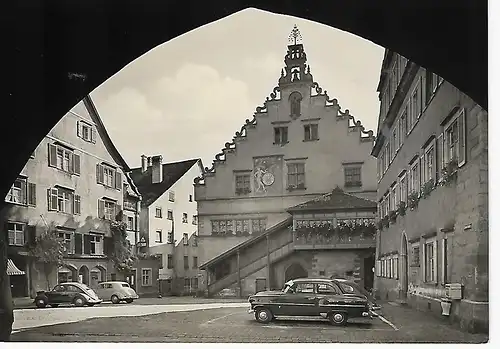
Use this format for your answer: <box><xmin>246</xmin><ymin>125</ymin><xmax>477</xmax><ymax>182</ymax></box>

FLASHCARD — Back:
<box><xmin>328</xmin><ymin>311</ymin><xmax>348</xmax><ymax>326</ymax></box>
<box><xmin>73</xmin><ymin>296</ymin><xmax>85</xmax><ymax>307</ymax></box>
<box><xmin>35</xmin><ymin>298</ymin><xmax>47</xmax><ymax>308</ymax></box>
<box><xmin>126</xmin><ymin>299</ymin><xmax>133</xmax><ymax>304</ymax></box>
<box><xmin>111</xmin><ymin>295</ymin><xmax>120</xmax><ymax>304</ymax></box>
<box><xmin>254</xmin><ymin>307</ymin><xmax>273</xmax><ymax>324</ymax></box>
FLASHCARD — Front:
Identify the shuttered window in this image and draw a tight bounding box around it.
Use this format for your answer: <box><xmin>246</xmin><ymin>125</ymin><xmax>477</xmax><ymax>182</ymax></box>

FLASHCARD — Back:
<box><xmin>96</xmin><ymin>163</ymin><xmax>122</xmax><ymax>190</ymax></box>
<box><xmin>48</xmin><ymin>143</ymin><xmax>80</xmax><ymax>175</ymax></box>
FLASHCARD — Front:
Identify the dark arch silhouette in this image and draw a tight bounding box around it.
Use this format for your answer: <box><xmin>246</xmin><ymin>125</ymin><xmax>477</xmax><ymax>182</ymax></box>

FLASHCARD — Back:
<box><xmin>285</xmin><ymin>263</ymin><xmax>308</xmax><ymax>283</ymax></box>
<box><xmin>1</xmin><ymin>0</ymin><xmax>487</xmax><ymax>341</ymax></box>
<box><xmin>78</xmin><ymin>265</ymin><xmax>90</xmax><ymax>286</ymax></box>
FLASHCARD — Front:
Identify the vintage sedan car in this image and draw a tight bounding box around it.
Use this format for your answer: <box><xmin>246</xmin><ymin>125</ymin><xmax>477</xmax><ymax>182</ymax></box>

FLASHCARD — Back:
<box><xmin>96</xmin><ymin>281</ymin><xmax>139</xmax><ymax>304</ymax></box>
<box><xmin>331</xmin><ymin>278</ymin><xmax>382</xmax><ymax>312</ymax></box>
<box><xmin>248</xmin><ymin>278</ymin><xmax>373</xmax><ymax>326</ymax></box>
<box><xmin>34</xmin><ymin>282</ymin><xmax>103</xmax><ymax>308</ymax></box>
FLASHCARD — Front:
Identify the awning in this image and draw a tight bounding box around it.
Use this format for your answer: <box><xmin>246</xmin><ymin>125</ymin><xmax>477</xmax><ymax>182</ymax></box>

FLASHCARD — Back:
<box><xmin>7</xmin><ymin>259</ymin><xmax>25</xmax><ymax>276</ymax></box>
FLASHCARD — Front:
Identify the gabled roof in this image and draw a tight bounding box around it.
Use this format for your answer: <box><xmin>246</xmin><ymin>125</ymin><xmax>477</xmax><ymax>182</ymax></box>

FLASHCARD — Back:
<box><xmin>83</xmin><ymin>96</ymin><xmax>130</xmax><ymax>171</ymax></box>
<box><xmin>199</xmin><ymin>216</ymin><xmax>293</xmax><ymax>270</ymax></box>
<box><xmin>130</xmin><ymin>159</ymin><xmax>200</xmax><ymax>207</ymax></box>
<box><xmin>124</xmin><ymin>172</ymin><xmax>142</xmax><ymax>199</ymax></box>
<box><xmin>286</xmin><ymin>187</ymin><xmax>376</xmax><ymax>213</ymax></box>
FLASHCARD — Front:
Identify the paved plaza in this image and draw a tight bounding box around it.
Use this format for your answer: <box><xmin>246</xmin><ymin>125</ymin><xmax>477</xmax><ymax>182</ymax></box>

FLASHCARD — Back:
<box><xmin>11</xmin><ymin>301</ymin><xmax>488</xmax><ymax>343</ymax></box>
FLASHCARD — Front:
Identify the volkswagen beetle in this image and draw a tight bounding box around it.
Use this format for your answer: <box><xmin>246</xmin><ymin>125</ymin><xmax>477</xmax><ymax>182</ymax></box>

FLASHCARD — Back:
<box><xmin>248</xmin><ymin>278</ymin><xmax>373</xmax><ymax>326</ymax></box>
<box><xmin>34</xmin><ymin>282</ymin><xmax>103</xmax><ymax>308</ymax></box>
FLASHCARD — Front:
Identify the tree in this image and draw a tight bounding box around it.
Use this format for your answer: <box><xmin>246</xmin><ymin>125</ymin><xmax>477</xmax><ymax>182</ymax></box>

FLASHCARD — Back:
<box><xmin>29</xmin><ymin>229</ymin><xmax>64</xmax><ymax>290</ymax></box>
<box><xmin>109</xmin><ymin>221</ymin><xmax>136</xmax><ymax>273</ymax></box>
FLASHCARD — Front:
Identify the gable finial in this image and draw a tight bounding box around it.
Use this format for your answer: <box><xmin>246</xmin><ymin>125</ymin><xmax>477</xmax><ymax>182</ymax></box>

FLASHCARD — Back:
<box><xmin>288</xmin><ymin>24</ymin><xmax>302</xmax><ymax>45</ymax></box>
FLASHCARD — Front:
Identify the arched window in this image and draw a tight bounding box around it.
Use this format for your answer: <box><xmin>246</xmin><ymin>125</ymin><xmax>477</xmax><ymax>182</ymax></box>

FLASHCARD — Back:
<box><xmin>289</xmin><ymin>91</ymin><xmax>302</xmax><ymax>118</ymax></box>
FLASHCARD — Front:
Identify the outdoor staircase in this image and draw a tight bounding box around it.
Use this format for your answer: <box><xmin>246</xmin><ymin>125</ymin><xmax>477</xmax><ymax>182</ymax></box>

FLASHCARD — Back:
<box><xmin>207</xmin><ymin>239</ymin><xmax>294</xmax><ymax>296</ymax></box>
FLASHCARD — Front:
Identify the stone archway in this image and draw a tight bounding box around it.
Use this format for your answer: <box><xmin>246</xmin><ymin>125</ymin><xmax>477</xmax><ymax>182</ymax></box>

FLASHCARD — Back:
<box><xmin>78</xmin><ymin>265</ymin><xmax>90</xmax><ymax>285</ymax></box>
<box><xmin>58</xmin><ymin>264</ymin><xmax>77</xmax><ymax>283</ymax></box>
<box><xmin>400</xmin><ymin>232</ymin><xmax>409</xmax><ymax>300</ymax></box>
<box><xmin>284</xmin><ymin>263</ymin><xmax>308</xmax><ymax>283</ymax></box>
<box><xmin>90</xmin><ymin>266</ymin><xmax>106</xmax><ymax>289</ymax></box>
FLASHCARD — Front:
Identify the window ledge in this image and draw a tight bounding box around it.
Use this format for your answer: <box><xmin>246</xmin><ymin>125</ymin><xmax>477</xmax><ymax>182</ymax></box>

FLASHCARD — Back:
<box><xmin>287</xmin><ymin>187</ymin><xmax>307</xmax><ymax>192</ymax></box>
<box><xmin>303</xmin><ymin>139</ymin><xmax>319</xmax><ymax>142</ymax></box>
<box><xmin>4</xmin><ymin>201</ymin><xmax>27</xmax><ymax>207</ymax></box>
<box><xmin>273</xmin><ymin>141</ymin><xmax>290</xmax><ymax>146</ymax></box>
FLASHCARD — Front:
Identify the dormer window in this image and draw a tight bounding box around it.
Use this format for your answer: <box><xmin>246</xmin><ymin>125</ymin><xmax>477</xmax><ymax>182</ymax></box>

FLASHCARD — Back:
<box><xmin>77</xmin><ymin>120</ymin><xmax>96</xmax><ymax>143</ymax></box>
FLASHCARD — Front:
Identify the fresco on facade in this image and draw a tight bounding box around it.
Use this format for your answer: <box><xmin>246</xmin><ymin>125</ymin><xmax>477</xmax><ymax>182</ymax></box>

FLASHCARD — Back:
<box><xmin>253</xmin><ymin>155</ymin><xmax>283</xmax><ymax>195</ymax></box>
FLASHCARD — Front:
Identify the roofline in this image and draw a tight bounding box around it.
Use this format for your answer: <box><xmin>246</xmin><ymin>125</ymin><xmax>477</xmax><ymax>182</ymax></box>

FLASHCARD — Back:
<box><xmin>124</xmin><ymin>172</ymin><xmax>142</xmax><ymax>200</ymax></box>
<box><xmin>83</xmin><ymin>95</ymin><xmax>130</xmax><ymax>172</ymax></box>
<box><xmin>131</xmin><ymin>158</ymin><xmax>201</xmax><ymax>208</ymax></box>
<box><xmin>287</xmin><ymin>206</ymin><xmax>377</xmax><ymax>213</ymax></box>
<box><xmin>199</xmin><ymin>216</ymin><xmax>293</xmax><ymax>270</ymax></box>
<box><xmin>129</xmin><ymin>158</ymin><xmax>201</xmax><ymax>173</ymax></box>
<box><xmin>376</xmin><ymin>49</ymin><xmax>393</xmax><ymax>93</ymax></box>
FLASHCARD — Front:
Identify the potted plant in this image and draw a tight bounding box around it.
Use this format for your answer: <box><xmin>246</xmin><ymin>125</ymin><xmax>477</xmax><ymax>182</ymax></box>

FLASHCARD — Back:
<box><xmin>407</xmin><ymin>191</ymin><xmax>420</xmax><ymax>210</ymax></box>
<box><xmin>420</xmin><ymin>179</ymin><xmax>435</xmax><ymax>199</ymax></box>
<box><xmin>389</xmin><ymin>210</ymin><xmax>398</xmax><ymax>223</ymax></box>
<box><xmin>397</xmin><ymin>201</ymin><xmax>407</xmax><ymax>216</ymax></box>
<box><xmin>441</xmin><ymin>158</ymin><xmax>459</xmax><ymax>186</ymax></box>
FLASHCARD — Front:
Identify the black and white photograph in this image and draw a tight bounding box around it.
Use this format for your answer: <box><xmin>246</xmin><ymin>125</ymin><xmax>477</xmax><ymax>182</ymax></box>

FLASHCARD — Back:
<box><xmin>3</xmin><ymin>0</ymin><xmax>493</xmax><ymax>345</ymax></box>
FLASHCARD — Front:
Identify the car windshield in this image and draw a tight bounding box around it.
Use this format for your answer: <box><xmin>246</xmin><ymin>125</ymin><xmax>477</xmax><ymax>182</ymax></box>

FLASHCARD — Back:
<box><xmin>282</xmin><ymin>281</ymin><xmax>294</xmax><ymax>293</ymax></box>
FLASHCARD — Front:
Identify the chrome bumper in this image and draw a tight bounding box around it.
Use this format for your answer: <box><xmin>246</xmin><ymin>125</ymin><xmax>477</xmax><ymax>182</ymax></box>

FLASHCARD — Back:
<box><xmin>248</xmin><ymin>308</ymin><xmax>255</xmax><ymax>314</ymax></box>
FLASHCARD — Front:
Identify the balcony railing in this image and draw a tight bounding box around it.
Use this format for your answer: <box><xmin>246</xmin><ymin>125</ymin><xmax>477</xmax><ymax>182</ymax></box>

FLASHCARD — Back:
<box><xmin>293</xmin><ymin>223</ymin><xmax>376</xmax><ymax>250</ymax></box>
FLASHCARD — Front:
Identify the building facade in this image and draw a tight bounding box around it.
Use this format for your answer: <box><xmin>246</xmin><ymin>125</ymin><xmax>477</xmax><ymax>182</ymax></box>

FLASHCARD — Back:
<box><xmin>130</xmin><ymin>156</ymin><xmax>203</xmax><ymax>295</ymax></box>
<box><xmin>194</xmin><ymin>29</ymin><xmax>378</xmax><ymax>296</ymax></box>
<box><xmin>371</xmin><ymin>50</ymin><xmax>488</xmax><ymax>333</ymax></box>
<box><xmin>200</xmin><ymin>188</ymin><xmax>377</xmax><ymax>297</ymax></box>
<box><xmin>2</xmin><ymin>96</ymin><xmax>136</xmax><ymax>296</ymax></box>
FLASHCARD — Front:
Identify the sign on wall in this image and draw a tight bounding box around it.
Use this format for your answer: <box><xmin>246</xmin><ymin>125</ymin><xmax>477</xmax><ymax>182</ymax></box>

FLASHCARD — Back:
<box><xmin>253</xmin><ymin>155</ymin><xmax>284</xmax><ymax>195</ymax></box>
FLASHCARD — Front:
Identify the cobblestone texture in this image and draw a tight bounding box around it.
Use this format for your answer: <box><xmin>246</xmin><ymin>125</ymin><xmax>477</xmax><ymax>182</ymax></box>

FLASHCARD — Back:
<box><xmin>11</xmin><ymin>302</ymin><xmax>488</xmax><ymax>343</ymax></box>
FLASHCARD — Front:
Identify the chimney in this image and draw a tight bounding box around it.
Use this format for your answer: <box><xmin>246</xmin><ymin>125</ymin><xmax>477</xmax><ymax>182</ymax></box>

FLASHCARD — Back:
<box><xmin>147</xmin><ymin>156</ymin><xmax>153</xmax><ymax>167</ymax></box>
<box><xmin>141</xmin><ymin>155</ymin><xmax>148</xmax><ymax>173</ymax></box>
<box><xmin>151</xmin><ymin>155</ymin><xmax>163</xmax><ymax>184</ymax></box>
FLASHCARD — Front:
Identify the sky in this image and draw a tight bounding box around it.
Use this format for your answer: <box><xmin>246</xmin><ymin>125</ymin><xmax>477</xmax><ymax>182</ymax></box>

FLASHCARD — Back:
<box><xmin>90</xmin><ymin>8</ymin><xmax>385</xmax><ymax>170</ymax></box>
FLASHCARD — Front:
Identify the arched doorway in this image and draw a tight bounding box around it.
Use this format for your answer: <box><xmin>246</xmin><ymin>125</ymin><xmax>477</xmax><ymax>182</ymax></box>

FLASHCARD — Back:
<box><xmin>78</xmin><ymin>265</ymin><xmax>89</xmax><ymax>285</ymax></box>
<box><xmin>90</xmin><ymin>266</ymin><xmax>106</xmax><ymax>289</ymax></box>
<box><xmin>58</xmin><ymin>264</ymin><xmax>77</xmax><ymax>283</ymax></box>
<box><xmin>284</xmin><ymin>263</ymin><xmax>308</xmax><ymax>283</ymax></box>
<box><xmin>400</xmin><ymin>233</ymin><xmax>409</xmax><ymax>299</ymax></box>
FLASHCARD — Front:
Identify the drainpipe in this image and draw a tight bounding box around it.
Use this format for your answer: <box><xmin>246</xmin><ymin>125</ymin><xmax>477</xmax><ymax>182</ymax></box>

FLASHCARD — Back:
<box><xmin>237</xmin><ymin>250</ymin><xmax>241</xmax><ymax>298</ymax></box>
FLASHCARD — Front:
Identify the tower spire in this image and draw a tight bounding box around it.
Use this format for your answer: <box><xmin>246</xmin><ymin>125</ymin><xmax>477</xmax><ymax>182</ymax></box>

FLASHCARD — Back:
<box><xmin>288</xmin><ymin>24</ymin><xmax>303</xmax><ymax>45</ymax></box>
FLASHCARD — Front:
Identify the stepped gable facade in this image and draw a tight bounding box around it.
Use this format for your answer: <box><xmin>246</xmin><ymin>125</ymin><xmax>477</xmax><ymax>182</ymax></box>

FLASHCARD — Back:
<box><xmin>193</xmin><ymin>27</ymin><xmax>378</xmax><ymax>295</ymax></box>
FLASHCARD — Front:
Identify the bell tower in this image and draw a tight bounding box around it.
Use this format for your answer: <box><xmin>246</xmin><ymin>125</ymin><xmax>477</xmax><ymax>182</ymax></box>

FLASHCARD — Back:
<box><xmin>278</xmin><ymin>25</ymin><xmax>313</xmax><ymax>89</ymax></box>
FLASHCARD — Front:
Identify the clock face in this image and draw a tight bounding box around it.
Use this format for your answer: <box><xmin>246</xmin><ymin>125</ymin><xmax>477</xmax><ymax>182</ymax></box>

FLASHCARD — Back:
<box><xmin>262</xmin><ymin>172</ymin><xmax>275</xmax><ymax>186</ymax></box>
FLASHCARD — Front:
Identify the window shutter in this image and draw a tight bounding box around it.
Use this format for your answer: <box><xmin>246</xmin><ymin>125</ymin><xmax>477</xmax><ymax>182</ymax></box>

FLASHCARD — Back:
<box><xmin>77</xmin><ymin>121</ymin><xmax>81</xmax><ymax>138</ymax></box>
<box><xmin>73</xmin><ymin>154</ymin><xmax>81</xmax><ymax>175</ymax></box>
<box><xmin>27</xmin><ymin>182</ymin><xmax>36</xmax><ymax>206</ymax></box>
<box><xmin>419</xmin><ymin>155</ymin><xmax>424</xmax><ymax>190</ymax></box>
<box><xmin>48</xmin><ymin>143</ymin><xmax>57</xmax><ymax>167</ymax></box>
<box><xmin>98</xmin><ymin>199</ymin><xmax>105</xmax><ymax>219</ymax></box>
<box><xmin>441</xmin><ymin>132</ymin><xmax>446</xmax><ymax>169</ymax></box>
<box><xmin>25</xmin><ymin>225</ymin><xmax>37</xmax><ymax>247</ymax></box>
<box><xmin>433</xmin><ymin>240</ymin><xmax>438</xmax><ymax>284</ymax></box>
<box><xmin>458</xmin><ymin>110</ymin><xmax>466</xmax><ymax>167</ymax></box>
<box><xmin>436</xmin><ymin>134</ymin><xmax>443</xmax><ymax>180</ymax></box>
<box><xmin>83</xmin><ymin>235</ymin><xmax>91</xmax><ymax>254</ymax></box>
<box><xmin>441</xmin><ymin>238</ymin><xmax>448</xmax><ymax>284</ymax></box>
<box><xmin>422</xmin><ymin>244</ymin><xmax>426</xmax><ymax>282</ymax></box>
<box><xmin>103</xmin><ymin>236</ymin><xmax>113</xmax><ymax>256</ymax></box>
<box><xmin>74</xmin><ymin>233</ymin><xmax>82</xmax><ymax>255</ymax></box>
<box><xmin>115</xmin><ymin>204</ymin><xmax>122</xmax><ymax>220</ymax></box>
<box><xmin>115</xmin><ymin>171</ymin><xmax>122</xmax><ymax>190</ymax></box>
<box><xmin>96</xmin><ymin>164</ymin><xmax>104</xmax><ymax>184</ymax></box>
<box><xmin>74</xmin><ymin>195</ymin><xmax>81</xmax><ymax>215</ymax></box>
<box><xmin>91</xmin><ymin>127</ymin><xmax>96</xmax><ymax>144</ymax></box>
<box><xmin>20</xmin><ymin>181</ymin><xmax>27</xmax><ymax>205</ymax></box>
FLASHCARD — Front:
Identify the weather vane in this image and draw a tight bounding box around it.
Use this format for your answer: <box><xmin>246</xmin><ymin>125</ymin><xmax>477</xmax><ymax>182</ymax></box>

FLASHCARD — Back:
<box><xmin>288</xmin><ymin>24</ymin><xmax>302</xmax><ymax>45</ymax></box>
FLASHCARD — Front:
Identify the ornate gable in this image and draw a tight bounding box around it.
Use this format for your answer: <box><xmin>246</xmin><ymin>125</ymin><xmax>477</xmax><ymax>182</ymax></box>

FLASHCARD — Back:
<box><xmin>194</xmin><ymin>26</ymin><xmax>375</xmax><ymax>188</ymax></box>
